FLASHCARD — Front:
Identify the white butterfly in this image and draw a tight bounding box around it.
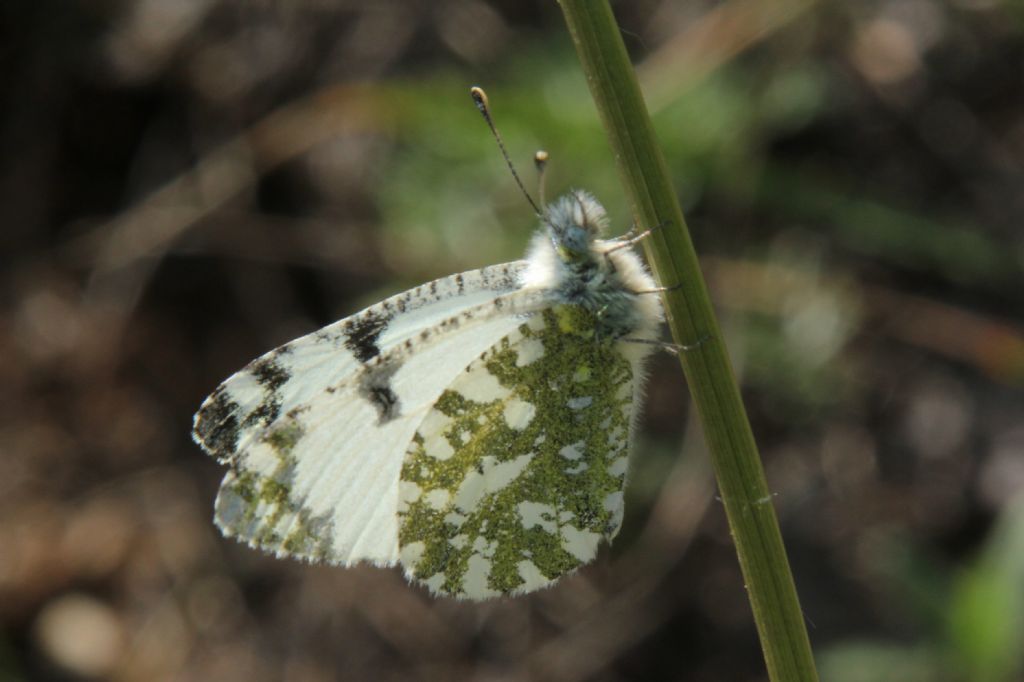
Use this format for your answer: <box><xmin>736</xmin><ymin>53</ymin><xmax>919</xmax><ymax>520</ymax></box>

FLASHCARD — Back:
<box><xmin>193</xmin><ymin>190</ymin><xmax>663</xmax><ymax>599</ymax></box>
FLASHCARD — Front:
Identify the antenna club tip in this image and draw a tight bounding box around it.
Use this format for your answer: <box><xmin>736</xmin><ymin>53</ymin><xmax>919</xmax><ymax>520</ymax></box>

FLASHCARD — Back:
<box><xmin>534</xmin><ymin>150</ymin><xmax>549</xmax><ymax>173</ymax></box>
<box><xmin>469</xmin><ymin>86</ymin><xmax>489</xmax><ymax>111</ymax></box>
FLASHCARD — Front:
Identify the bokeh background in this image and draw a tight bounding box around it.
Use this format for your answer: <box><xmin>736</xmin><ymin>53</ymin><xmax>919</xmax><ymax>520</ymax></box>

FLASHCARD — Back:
<box><xmin>4</xmin><ymin>0</ymin><xmax>1024</xmax><ymax>680</ymax></box>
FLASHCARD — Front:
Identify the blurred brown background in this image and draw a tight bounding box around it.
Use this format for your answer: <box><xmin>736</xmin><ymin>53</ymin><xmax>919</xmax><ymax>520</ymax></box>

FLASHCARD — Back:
<box><xmin>3</xmin><ymin>0</ymin><xmax>1024</xmax><ymax>680</ymax></box>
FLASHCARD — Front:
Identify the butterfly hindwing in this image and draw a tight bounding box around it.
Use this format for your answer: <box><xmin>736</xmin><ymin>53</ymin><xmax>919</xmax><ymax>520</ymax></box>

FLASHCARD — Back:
<box><xmin>397</xmin><ymin>306</ymin><xmax>636</xmax><ymax>598</ymax></box>
<box><xmin>193</xmin><ymin>263</ymin><xmax>538</xmax><ymax>566</ymax></box>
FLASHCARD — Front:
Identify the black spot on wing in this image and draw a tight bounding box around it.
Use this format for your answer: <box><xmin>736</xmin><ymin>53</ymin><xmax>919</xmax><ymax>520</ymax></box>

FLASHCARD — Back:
<box><xmin>368</xmin><ymin>385</ymin><xmax>400</xmax><ymax>423</ymax></box>
<box><xmin>358</xmin><ymin>362</ymin><xmax>402</xmax><ymax>424</ymax></box>
<box><xmin>251</xmin><ymin>353</ymin><xmax>291</xmax><ymax>392</ymax></box>
<box><xmin>239</xmin><ymin>353</ymin><xmax>291</xmax><ymax>428</ymax></box>
<box><xmin>193</xmin><ymin>388</ymin><xmax>242</xmax><ymax>462</ymax></box>
<box><xmin>243</xmin><ymin>395</ymin><xmax>282</xmax><ymax>429</ymax></box>
<box><xmin>343</xmin><ymin>310</ymin><xmax>391</xmax><ymax>363</ymax></box>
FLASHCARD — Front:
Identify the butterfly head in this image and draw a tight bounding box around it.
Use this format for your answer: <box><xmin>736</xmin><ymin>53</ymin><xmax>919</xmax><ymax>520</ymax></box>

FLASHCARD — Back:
<box><xmin>542</xmin><ymin>190</ymin><xmax>608</xmax><ymax>265</ymax></box>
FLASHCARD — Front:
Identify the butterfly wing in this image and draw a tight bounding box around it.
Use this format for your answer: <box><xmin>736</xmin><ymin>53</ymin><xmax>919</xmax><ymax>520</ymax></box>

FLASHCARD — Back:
<box><xmin>193</xmin><ymin>262</ymin><xmax>540</xmax><ymax>566</ymax></box>
<box><xmin>397</xmin><ymin>307</ymin><xmax>637</xmax><ymax>599</ymax></box>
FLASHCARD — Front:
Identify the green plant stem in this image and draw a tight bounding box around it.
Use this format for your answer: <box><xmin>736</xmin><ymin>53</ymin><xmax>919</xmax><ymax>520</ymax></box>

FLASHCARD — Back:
<box><xmin>556</xmin><ymin>2</ymin><xmax>819</xmax><ymax>680</ymax></box>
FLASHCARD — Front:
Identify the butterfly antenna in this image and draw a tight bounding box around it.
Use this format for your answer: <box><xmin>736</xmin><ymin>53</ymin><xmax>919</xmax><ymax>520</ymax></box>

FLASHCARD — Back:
<box><xmin>470</xmin><ymin>86</ymin><xmax>542</xmax><ymax>216</ymax></box>
<box><xmin>534</xmin><ymin>150</ymin><xmax>549</xmax><ymax>209</ymax></box>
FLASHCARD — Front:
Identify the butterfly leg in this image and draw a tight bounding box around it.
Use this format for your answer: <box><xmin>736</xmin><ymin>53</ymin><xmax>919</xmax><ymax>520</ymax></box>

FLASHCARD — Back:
<box><xmin>604</xmin><ymin>227</ymin><xmax>652</xmax><ymax>255</ymax></box>
<box><xmin>604</xmin><ymin>219</ymin><xmax>673</xmax><ymax>274</ymax></box>
<box><xmin>607</xmin><ymin>218</ymin><xmax>672</xmax><ymax>250</ymax></box>
<box><xmin>632</xmin><ymin>282</ymin><xmax>683</xmax><ymax>295</ymax></box>
<box><xmin>621</xmin><ymin>334</ymin><xmax>711</xmax><ymax>356</ymax></box>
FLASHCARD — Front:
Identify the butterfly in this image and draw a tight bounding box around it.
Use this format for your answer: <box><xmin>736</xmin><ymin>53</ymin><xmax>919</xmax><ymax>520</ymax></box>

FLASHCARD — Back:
<box><xmin>193</xmin><ymin>189</ymin><xmax>664</xmax><ymax>599</ymax></box>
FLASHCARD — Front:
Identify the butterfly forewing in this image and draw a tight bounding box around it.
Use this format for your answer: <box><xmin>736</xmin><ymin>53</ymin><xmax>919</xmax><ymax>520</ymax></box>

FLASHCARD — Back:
<box><xmin>397</xmin><ymin>306</ymin><xmax>635</xmax><ymax>598</ymax></box>
<box><xmin>193</xmin><ymin>263</ymin><xmax>529</xmax><ymax>464</ymax></box>
<box><xmin>194</xmin><ymin>264</ymin><xmax>536</xmax><ymax>566</ymax></box>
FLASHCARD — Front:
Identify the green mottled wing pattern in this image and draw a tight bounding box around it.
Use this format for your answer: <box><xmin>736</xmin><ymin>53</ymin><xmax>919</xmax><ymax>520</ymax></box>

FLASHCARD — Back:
<box><xmin>396</xmin><ymin>306</ymin><xmax>635</xmax><ymax>598</ymax></box>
